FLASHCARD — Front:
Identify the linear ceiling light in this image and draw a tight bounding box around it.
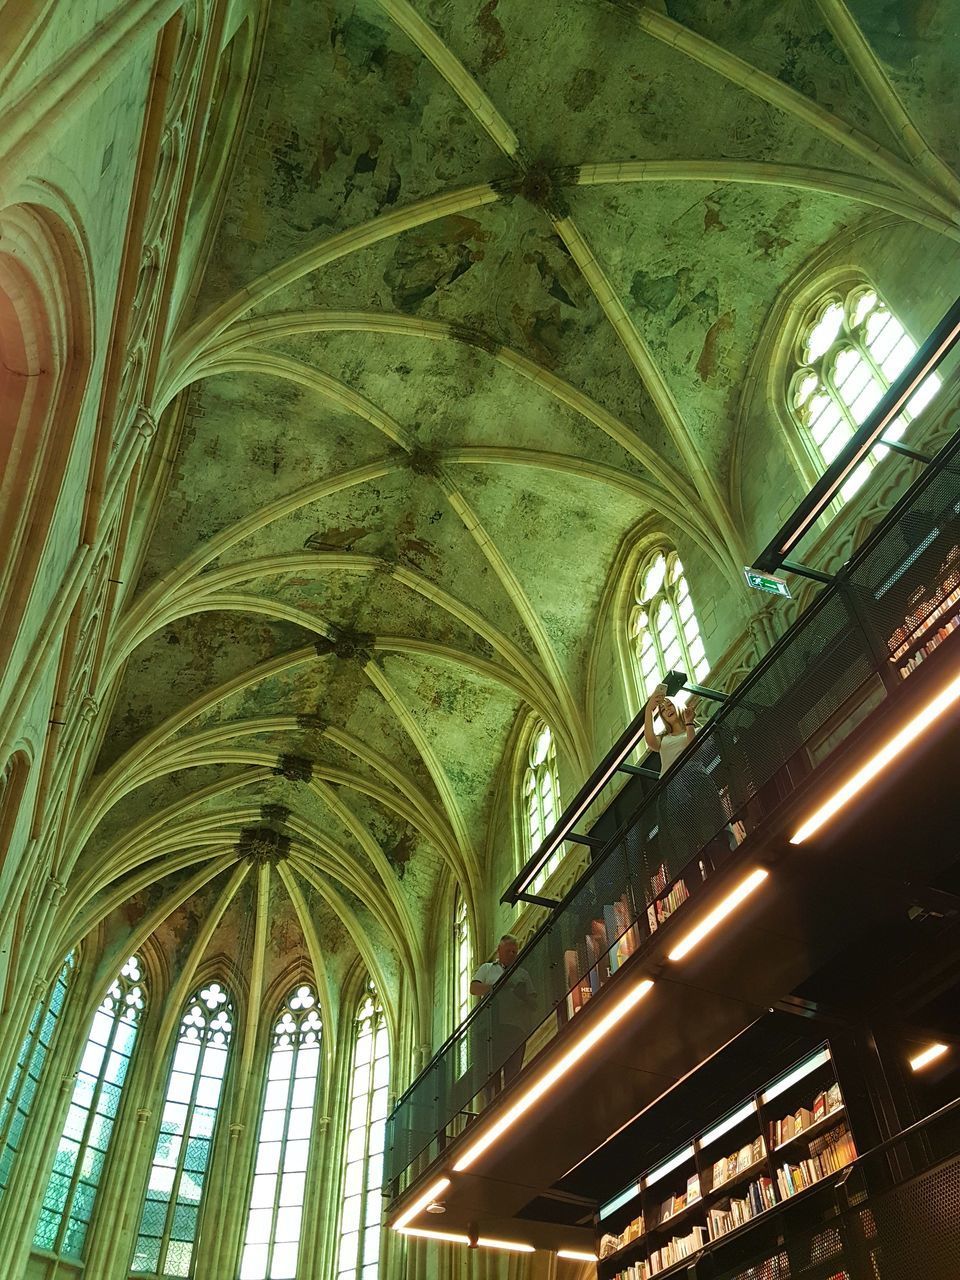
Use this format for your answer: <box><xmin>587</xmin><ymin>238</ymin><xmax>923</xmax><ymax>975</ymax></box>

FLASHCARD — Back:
<box><xmin>761</xmin><ymin>1048</ymin><xmax>830</xmax><ymax>1104</ymax></box>
<box><xmin>398</xmin><ymin>1228</ymin><xmax>471</xmax><ymax>1245</ymax></box>
<box><xmin>558</xmin><ymin>1250</ymin><xmax>600</xmax><ymax>1262</ymax></box>
<box><xmin>699</xmin><ymin>1100</ymin><xmax>757</xmax><ymax>1149</ymax></box>
<box><xmin>391</xmin><ymin>1176</ymin><xmax>451</xmax><ymax>1231</ymax></box>
<box><xmin>790</xmin><ymin>669</ymin><xmax>960</xmax><ymax>845</ymax></box>
<box><xmin>645</xmin><ymin>1144</ymin><xmax>695</xmax><ymax>1187</ymax></box>
<box><xmin>452</xmin><ymin>978</ymin><xmax>655</xmax><ymax>1172</ymax></box>
<box><xmin>598</xmin><ymin>1181</ymin><xmax>642</xmax><ymax>1221</ymax></box>
<box><xmin>910</xmin><ymin>1043</ymin><xmax>949</xmax><ymax>1072</ymax></box>
<box><xmin>398</xmin><ymin>1227</ymin><xmax>536</xmax><ymax>1254</ymax></box>
<box><xmin>667</xmin><ymin>868</ymin><xmax>769</xmax><ymax>961</ymax></box>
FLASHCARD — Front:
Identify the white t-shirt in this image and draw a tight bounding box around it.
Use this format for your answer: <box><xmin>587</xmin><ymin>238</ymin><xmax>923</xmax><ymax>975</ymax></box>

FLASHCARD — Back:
<box><xmin>473</xmin><ymin>960</ymin><xmax>534</xmax><ymax>1028</ymax></box>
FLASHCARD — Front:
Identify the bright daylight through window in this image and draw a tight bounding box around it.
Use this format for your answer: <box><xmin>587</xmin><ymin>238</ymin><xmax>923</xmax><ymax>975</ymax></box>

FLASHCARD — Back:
<box><xmin>34</xmin><ymin>955</ymin><xmax>145</xmax><ymax>1259</ymax></box>
<box><xmin>132</xmin><ymin>983</ymin><xmax>234</xmax><ymax>1278</ymax></box>
<box><xmin>337</xmin><ymin>983</ymin><xmax>389</xmax><ymax>1280</ymax></box>
<box><xmin>524</xmin><ymin>723</ymin><xmax>562</xmax><ymax>893</ymax></box>
<box><xmin>791</xmin><ymin>286</ymin><xmax>941</xmax><ymax>502</ymax></box>
<box><xmin>240</xmin><ymin>985</ymin><xmax>322</xmax><ymax>1280</ymax></box>
<box><xmin>631</xmin><ymin>550</ymin><xmax>709</xmax><ymax>705</ymax></box>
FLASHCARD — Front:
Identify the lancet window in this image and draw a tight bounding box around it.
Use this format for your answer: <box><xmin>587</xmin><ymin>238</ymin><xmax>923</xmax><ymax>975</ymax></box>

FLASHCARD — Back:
<box><xmin>0</xmin><ymin>953</ymin><xmax>75</xmax><ymax>1201</ymax></box>
<box><xmin>131</xmin><ymin>982</ymin><xmax>234</xmax><ymax>1277</ymax></box>
<box><xmin>337</xmin><ymin>984</ymin><xmax>389</xmax><ymax>1280</ymax></box>
<box><xmin>790</xmin><ymin>286</ymin><xmax>940</xmax><ymax>503</ymax></box>
<box><xmin>33</xmin><ymin>955</ymin><xmax>145</xmax><ymax>1257</ymax></box>
<box><xmin>629</xmin><ymin>549</ymin><xmax>708</xmax><ymax>706</ymax></box>
<box><xmin>524</xmin><ymin>722</ymin><xmax>561</xmax><ymax>893</ymax></box>
<box><xmin>240</xmin><ymin>985</ymin><xmax>322</xmax><ymax>1280</ymax></box>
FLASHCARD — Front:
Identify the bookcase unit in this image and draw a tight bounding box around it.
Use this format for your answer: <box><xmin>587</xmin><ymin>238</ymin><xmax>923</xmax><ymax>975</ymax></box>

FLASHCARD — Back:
<box><xmin>597</xmin><ymin>1045</ymin><xmax>857</xmax><ymax>1280</ymax></box>
<box><xmin>888</xmin><ymin>542</ymin><xmax>960</xmax><ymax>680</ymax></box>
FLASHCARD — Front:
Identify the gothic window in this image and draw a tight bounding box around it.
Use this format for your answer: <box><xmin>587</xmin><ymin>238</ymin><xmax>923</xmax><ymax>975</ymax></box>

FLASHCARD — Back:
<box><xmin>132</xmin><ymin>982</ymin><xmax>234</xmax><ymax>1278</ymax></box>
<box><xmin>629</xmin><ymin>550</ymin><xmax>709</xmax><ymax>705</ymax></box>
<box><xmin>240</xmin><ymin>985</ymin><xmax>322</xmax><ymax>1280</ymax></box>
<box><xmin>453</xmin><ymin>892</ymin><xmax>471</xmax><ymax>1034</ymax></box>
<box><xmin>0</xmin><ymin>953</ymin><xmax>75</xmax><ymax>1201</ymax></box>
<box><xmin>523</xmin><ymin>723</ymin><xmax>562</xmax><ymax>893</ymax></box>
<box><xmin>337</xmin><ymin>984</ymin><xmax>389</xmax><ymax>1280</ymax></box>
<box><xmin>790</xmin><ymin>286</ymin><xmax>940</xmax><ymax>503</ymax></box>
<box><xmin>33</xmin><ymin>955</ymin><xmax>145</xmax><ymax>1258</ymax></box>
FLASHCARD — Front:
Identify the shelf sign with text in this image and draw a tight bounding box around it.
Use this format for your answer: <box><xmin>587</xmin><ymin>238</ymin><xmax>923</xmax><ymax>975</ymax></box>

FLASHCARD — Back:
<box><xmin>743</xmin><ymin>566</ymin><xmax>792</xmax><ymax>598</ymax></box>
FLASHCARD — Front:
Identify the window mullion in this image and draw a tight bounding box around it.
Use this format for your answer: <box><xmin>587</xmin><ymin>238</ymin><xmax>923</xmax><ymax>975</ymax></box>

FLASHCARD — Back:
<box><xmin>358</xmin><ymin>1037</ymin><xmax>375</xmax><ymax>1276</ymax></box>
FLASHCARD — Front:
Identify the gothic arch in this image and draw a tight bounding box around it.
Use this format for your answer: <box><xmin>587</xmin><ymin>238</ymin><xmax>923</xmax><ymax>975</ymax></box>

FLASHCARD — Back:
<box><xmin>0</xmin><ymin>201</ymin><xmax>91</xmax><ymax>670</ymax></box>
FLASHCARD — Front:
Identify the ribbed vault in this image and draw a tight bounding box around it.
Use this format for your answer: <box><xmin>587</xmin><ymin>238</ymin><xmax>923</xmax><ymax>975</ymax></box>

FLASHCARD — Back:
<box><xmin>67</xmin><ymin>0</ymin><xmax>960</xmax><ymax>1050</ymax></box>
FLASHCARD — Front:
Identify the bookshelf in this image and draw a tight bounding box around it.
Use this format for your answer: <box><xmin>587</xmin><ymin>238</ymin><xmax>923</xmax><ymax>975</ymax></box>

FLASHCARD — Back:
<box><xmin>888</xmin><ymin>542</ymin><xmax>960</xmax><ymax>680</ymax></box>
<box><xmin>597</xmin><ymin>1045</ymin><xmax>858</xmax><ymax>1280</ymax></box>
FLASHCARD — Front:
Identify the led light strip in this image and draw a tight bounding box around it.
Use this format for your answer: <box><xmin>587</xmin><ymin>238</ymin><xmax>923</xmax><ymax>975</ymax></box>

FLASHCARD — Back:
<box><xmin>790</xmin><ymin>669</ymin><xmax>960</xmax><ymax>844</ymax></box>
<box><xmin>644</xmin><ymin>1144</ymin><xmax>695</xmax><ymax>1187</ymax></box>
<box><xmin>558</xmin><ymin>1250</ymin><xmax>600</xmax><ymax>1262</ymax></box>
<box><xmin>667</xmin><ymin>868</ymin><xmax>769</xmax><ymax>961</ymax></box>
<box><xmin>910</xmin><ymin>1043</ymin><xmax>949</xmax><ymax>1072</ymax></box>
<box><xmin>392</xmin><ymin>1176</ymin><xmax>451</xmax><ymax>1231</ymax></box>
<box><xmin>398</xmin><ymin>1227</ymin><xmax>535</xmax><ymax>1253</ymax></box>
<box><xmin>699</xmin><ymin>1100</ymin><xmax>757</xmax><ymax>1149</ymax></box>
<box><xmin>761</xmin><ymin>1048</ymin><xmax>830</xmax><ymax>1104</ymax></box>
<box><xmin>598</xmin><ymin>1181</ymin><xmax>642</xmax><ymax>1221</ymax></box>
<box><xmin>451</xmin><ymin>979</ymin><xmax>655</xmax><ymax>1171</ymax></box>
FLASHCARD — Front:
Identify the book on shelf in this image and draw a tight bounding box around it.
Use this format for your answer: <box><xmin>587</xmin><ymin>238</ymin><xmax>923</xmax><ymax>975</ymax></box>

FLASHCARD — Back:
<box><xmin>770</xmin><ymin>1086</ymin><xmax>843</xmax><ymax>1147</ymax></box>
<box><xmin>712</xmin><ymin>1136</ymin><xmax>765</xmax><ymax>1189</ymax></box>
<box><xmin>776</xmin><ymin>1124</ymin><xmax>857</xmax><ymax>1198</ymax></box>
<box><xmin>707</xmin><ymin>1177</ymin><xmax>776</xmax><ymax>1240</ymax></box>
<box><xmin>646</xmin><ymin>864</ymin><xmax>689</xmax><ymax>932</ymax></box>
<box><xmin>686</xmin><ymin>1172</ymin><xmax>701</xmax><ymax>1204</ymax></box>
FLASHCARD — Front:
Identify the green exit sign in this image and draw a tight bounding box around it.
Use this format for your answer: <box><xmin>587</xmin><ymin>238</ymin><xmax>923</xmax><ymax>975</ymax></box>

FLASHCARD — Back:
<box><xmin>744</xmin><ymin>567</ymin><xmax>792</xmax><ymax>598</ymax></box>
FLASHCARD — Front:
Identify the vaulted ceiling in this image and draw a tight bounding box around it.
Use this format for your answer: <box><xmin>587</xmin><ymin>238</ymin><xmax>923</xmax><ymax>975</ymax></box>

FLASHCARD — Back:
<box><xmin>67</xmin><ymin>0</ymin><xmax>960</xmax><ymax>1036</ymax></box>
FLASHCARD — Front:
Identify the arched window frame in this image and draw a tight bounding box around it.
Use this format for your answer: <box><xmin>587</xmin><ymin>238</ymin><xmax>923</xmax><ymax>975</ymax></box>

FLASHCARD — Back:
<box><xmin>132</xmin><ymin>981</ymin><xmax>234</xmax><ymax>1278</ymax></box>
<box><xmin>33</xmin><ymin>955</ymin><xmax>145</xmax><ymax>1258</ymax></box>
<box><xmin>789</xmin><ymin>283</ymin><xmax>940</xmax><ymax>507</ymax></box>
<box><xmin>521</xmin><ymin>722</ymin><xmax>562</xmax><ymax>894</ymax></box>
<box><xmin>336</xmin><ymin>982</ymin><xmax>389</xmax><ymax>1280</ymax></box>
<box><xmin>0</xmin><ymin>952</ymin><xmax>76</xmax><ymax>1201</ymax></box>
<box><xmin>628</xmin><ymin>548</ymin><xmax>709</xmax><ymax>708</ymax></box>
<box><xmin>240</xmin><ymin>984</ymin><xmax>322</xmax><ymax>1280</ymax></box>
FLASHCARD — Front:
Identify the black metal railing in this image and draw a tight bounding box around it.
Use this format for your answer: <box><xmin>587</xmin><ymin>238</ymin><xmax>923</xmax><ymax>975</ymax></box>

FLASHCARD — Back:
<box><xmin>385</xmin><ymin>413</ymin><xmax>960</xmax><ymax>1198</ymax></box>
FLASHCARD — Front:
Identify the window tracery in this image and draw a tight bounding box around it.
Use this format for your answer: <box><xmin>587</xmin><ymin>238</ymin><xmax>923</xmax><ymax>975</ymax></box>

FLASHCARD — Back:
<box><xmin>629</xmin><ymin>549</ymin><xmax>708</xmax><ymax>707</ymax></box>
<box><xmin>33</xmin><ymin>955</ymin><xmax>145</xmax><ymax>1257</ymax></box>
<box><xmin>240</xmin><ymin>985</ymin><xmax>322</xmax><ymax>1280</ymax></box>
<box><xmin>790</xmin><ymin>285</ymin><xmax>940</xmax><ymax>503</ymax></box>
<box><xmin>132</xmin><ymin>982</ymin><xmax>234</xmax><ymax>1278</ymax></box>
<box><xmin>523</xmin><ymin>723</ymin><xmax>562</xmax><ymax>893</ymax></box>
<box><xmin>337</xmin><ymin>983</ymin><xmax>389</xmax><ymax>1280</ymax></box>
<box><xmin>0</xmin><ymin>953</ymin><xmax>75</xmax><ymax>1201</ymax></box>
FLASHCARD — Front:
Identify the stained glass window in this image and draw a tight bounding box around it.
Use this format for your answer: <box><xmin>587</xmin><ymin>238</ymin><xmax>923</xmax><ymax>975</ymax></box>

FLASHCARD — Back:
<box><xmin>523</xmin><ymin>723</ymin><xmax>562</xmax><ymax>893</ymax></box>
<box><xmin>337</xmin><ymin>984</ymin><xmax>389</xmax><ymax>1280</ymax></box>
<box><xmin>0</xmin><ymin>953</ymin><xmax>75</xmax><ymax>1202</ymax></box>
<box><xmin>33</xmin><ymin>955</ymin><xmax>144</xmax><ymax>1257</ymax></box>
<box><xmin>630</xmin><ymin>550</ymin><xmax>708</xmax><ymax>705</ymax></box>
<box><xmin>240</xmin><ymin>985</ymin><xmax>322</xmax><ymax>1280</ymax></box>
<box><xmin>131</xmin><ymin>982</ymin><xmax>234</xmax><ymax>1277</ymax></box>
<box><xmin>791</xmin><ymin>286</ymin><xmax>940</xmax><ymax>503</ymax></box>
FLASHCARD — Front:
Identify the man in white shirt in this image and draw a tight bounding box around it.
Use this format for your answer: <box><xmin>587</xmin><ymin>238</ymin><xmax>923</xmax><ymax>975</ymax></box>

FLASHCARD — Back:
<box><xmin>470</xmin><ymin>934</ymin><xmax>535</xmax><ymax>1096</ymax></box>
